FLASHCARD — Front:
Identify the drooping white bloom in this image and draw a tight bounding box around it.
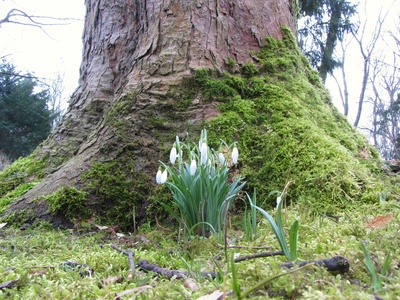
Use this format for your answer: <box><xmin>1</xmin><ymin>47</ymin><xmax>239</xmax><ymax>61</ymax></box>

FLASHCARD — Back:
<box><xmin>200</xmin><ymin>142</ymin><xmax>208</xmax><ymax>165</ymax></box>
<box><xmin>190</xmin><ymin>159</ymin><xmax>197</xmax><ymax>175</ymax></box>
<box><xmin>232</xmin><ymin>146</ymin><xmax>239</xmax><ymax>164</ymax></box>
<box><xmin>160</xmin><ymin>169</ymin><xmax>168</xmax><ymax>184</ymax></box>
<box><xmin>156</xmin><ymin>169</ymin><xmax>162</xmax><ymax>184</ymax></box>
<box><xmin>276</xmin><ymin>196</ymin><xmax>282</xmax><ymax>209</ymax></box>
<box><xmin>170</xmin><ymin>146</ymin><xmax>178</xmax><ymax>164</ymax></box>
<box><xmin>218</xmin><ymin>153</ymin><xmax>225</xmax><ymax>164</ymax></box>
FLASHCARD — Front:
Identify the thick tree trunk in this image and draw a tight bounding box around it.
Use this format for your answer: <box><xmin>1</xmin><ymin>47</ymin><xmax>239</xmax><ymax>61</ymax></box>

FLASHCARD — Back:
<box><xmin>3</xmin><ymin>0</ymin><xmax>295</xmax><ymax>226</ymax></box>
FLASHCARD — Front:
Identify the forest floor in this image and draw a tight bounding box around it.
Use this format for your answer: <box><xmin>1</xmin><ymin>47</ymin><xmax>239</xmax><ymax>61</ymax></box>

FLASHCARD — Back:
<box><xmin>0</xmin><ymin>201</ymin><xmax>399</xmax><ymax>299</ymax></box>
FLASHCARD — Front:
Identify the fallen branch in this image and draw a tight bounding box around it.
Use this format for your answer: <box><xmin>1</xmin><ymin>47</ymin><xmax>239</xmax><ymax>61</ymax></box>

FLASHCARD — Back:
<box><xmin>281</xmin><ymin>255</ymin><xmax>350</xmax><ymax>273</ymax></box>
<box><xmin>234</xmin><ymin>250</ymin><xmax>284</xmax><ymax>263</ymax></box>
<box><xmin>111</xmin><ymin>244</ymin><xmax>135</xmax><ymax>277</ymax></box>
<box><xmin>155</xmin><ymin>216</ymin><xmax>173</xmax><ymax>232</ymax></box>
<box><xmin>138</xmin><ymin>259</ymin><xmax>221</xmax><ymax>280</ymax></box>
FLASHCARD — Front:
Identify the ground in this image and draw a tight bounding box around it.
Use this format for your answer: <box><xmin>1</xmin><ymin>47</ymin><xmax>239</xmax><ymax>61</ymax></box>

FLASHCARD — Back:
<box><xmin>1</xmin><ymin>201</ymin><xmax>399</xmax><ymax>299</ymax></box>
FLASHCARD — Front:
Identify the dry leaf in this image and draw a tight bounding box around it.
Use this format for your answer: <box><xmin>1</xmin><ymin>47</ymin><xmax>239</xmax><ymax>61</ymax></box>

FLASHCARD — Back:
<box><xmin>196</xmin><ymin>290</ymin><xmax>224</xmax><ymax>300</ymax></box>
<box><xmin>95</xmin><ymin>224</ymin><xmax>108</xmax><ymax>230</ymax></box>
<box><xmin>363</xmin><ymin>213</ymin><xmax>393</xmax><ymax>229</ymax></box>
<box><xmin>29</xmin><ymin>269</ymin><xmax>47</xmax><ymax>277</ymax></box>
<box><xmin>115</xmin><ymin>285</ymin><xmax>152</xmax><ymax>298</ymax></box>
<box><xmin>0</xmin><ymin>223</ymin><xmax>7</xmax><ymax>229</ymax></box>
<box><xmin>101</xmin><ymin>276</ymin><xmax>121</xmax><ymax>285</ymax></box>
<box><xmin>184</xmin><ymin>278</ymin><xmax>199</xmax><ymax>291</ymax></box>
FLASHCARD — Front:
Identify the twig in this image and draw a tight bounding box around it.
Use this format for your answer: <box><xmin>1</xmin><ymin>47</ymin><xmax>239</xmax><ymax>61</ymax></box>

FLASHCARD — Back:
<box><xmin>111</xmin><ymin>244</ymin><xmax>135</xmax><ymax>277</ymax></box>
<box><xmin>155</xmin><ymin>216</ymin><xmax>173</xmax><ymax>232</ymax></box>
<box><xmin>234</xmin><ymin>250</ymin><xmax>284</xmax><ymax>263</ymax></box>
<box><xmin>138</xmin><ymin>259</ymin><xmax>221</xmax><ymax>280</ymax></box>
<box><xmin>281</xmin><ymin>256</ymin><xmax>350</xmax><ymax>273</ymax></box>
<box><xmin>228</xmin><ymin>245</ymin><xmax>273</xmax><ymax>250</ymax></box>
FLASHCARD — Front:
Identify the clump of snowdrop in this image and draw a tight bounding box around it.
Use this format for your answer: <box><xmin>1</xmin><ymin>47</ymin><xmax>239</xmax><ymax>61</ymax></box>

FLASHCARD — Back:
<box><xmin>156</xmin><ymin>129</ymin><xmax>245</xmax><ymax>236</ymax></box>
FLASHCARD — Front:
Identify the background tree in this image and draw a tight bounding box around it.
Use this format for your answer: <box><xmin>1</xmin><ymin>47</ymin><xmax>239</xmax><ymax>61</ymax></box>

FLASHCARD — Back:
<box><xmin>368</xmin><ymin>21</ymin><xmax>400</xmax><ymax>160</ymax></box>
<box><xmin>298</xmin><ymin>0</ymin><xmax>357</xmax><ymax>83</ymax></box>
<box><xmin>0</xmin><ymin>0</ymin><xmax>390</xmax><ymax>229</ymax></box>
<box><xmin>0</xmin><ymin>60</ymin><xmax>53</xmax><ymax>160</ymax></box>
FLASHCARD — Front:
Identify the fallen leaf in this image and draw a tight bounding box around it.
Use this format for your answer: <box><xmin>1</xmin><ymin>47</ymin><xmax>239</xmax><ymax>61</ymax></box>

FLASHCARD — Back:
<box><xmin>95</xmin><ymin>224</ymin><xmax>108</xmax><ymax>230</ymax></box>
<box><xmin>115</xmin><ymin>285</ymin><xmax>152</xmax><ymax>298</ymax></box>
<box><xmin>0</xmin><ymin>223</ymin><xmax>7</xmax><ymax>229</ymax></box>
<box><xmin>184</xmin><ymin>278</ymin><xmax>199</xmax><ymax>291</ymax></box>
<box><xmin>196</xmin><ymin>290</ymin><xmax>224</xmax><ymax>300</ymax></box>
<box><xmin>363</xmin><ymin>213</ymin><xmax>393</xmax><ymax>229</ymax></box>
<box><xmin>29</xmin><ymin>269</ymin><xmax>47</xmax><ymax>277</ymax></box>
<box><xmin>101</xmin><ymin>276</ymin><xmax>121</xmax><ymax>285</ymax></box>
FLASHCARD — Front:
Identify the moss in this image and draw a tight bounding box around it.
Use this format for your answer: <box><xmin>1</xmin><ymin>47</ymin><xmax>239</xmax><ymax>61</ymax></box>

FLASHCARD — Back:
<box><xmin>192</xmin><ymin>26</ymin><xmax>394</xmax><ymax>212</ymax></box>
<box><xmin>1</xmin><ymin>209</ymin><xmax>35</xmax><ymax>227</ymax></box>
<box><xmin>82</xmin><ymin>159</ymin><xmax>151</xmax><ymax>230</ymax></box>
<box><xmin>44</xmin><ymin>187</ymin><xmax>91</xmax><ymax>220</ymax></box>
<box><xmin>0</xmin><ymin>151</ymin><xmax>47</xmax><ymax>214</ymax></box>
<box><xmin>0</xmin><ymin>182</ymin><xmax>38</xmax><ymax>214</ymax></box>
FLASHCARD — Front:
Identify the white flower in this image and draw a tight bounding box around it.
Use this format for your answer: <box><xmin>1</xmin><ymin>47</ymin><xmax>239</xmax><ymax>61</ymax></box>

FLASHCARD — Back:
<box><xmin>200</xmin><ymin>142</ymin><xmax>208</xmax><ymax>165</ymax></box>
<box><xmin>160</xmin><ymin>169</ymin><xmax>168</xmax><ymax>184</ymax></box>
<box><xmin>170</xmin><ymin>146</ymin><xmax>178</xmax><ymax>164</ymax></box>
<box><xmin>276</xmin><ymin>196</ymin><xmax>282</xmax><ymax>209</ymax></box>
<box><xmin>156</xmin><ymin>169</ymin><xmax>162</xmax><ymax>184</ymax></box>
<box><xmin>190</xmin><ymin>160</ymin><xmax>197</xmax><ymax>175</ymax></box>
<box><xmin>232</xmin><ymin>146</ymin><xmax>239</xmax><ymax>164</ymax></box>
<box><xmin>218</xmin><ymin>153</ymin><xmax>225</xmax><ymax>164</ymax></box>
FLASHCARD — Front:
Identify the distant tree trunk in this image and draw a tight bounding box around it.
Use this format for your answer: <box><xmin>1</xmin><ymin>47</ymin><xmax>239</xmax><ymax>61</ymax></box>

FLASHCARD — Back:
<box><xmin>3</xmin><ymin>0</ymin><xmax>295</xmax><ymax>226</ymax></box>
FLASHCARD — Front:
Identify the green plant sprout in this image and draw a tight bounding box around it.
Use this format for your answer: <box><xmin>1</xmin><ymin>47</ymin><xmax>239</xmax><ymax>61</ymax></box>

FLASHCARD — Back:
<box><xmin>157</xmin><ymin>129</ymin><xmax>246</xmax><ymax>237</ymax></box>
<box><xmin>360</xmin><ymin>242</ymin><xmax>391</xmax><ymax>292</ymax></box>
<box><xmin>247</xmin><ymin>187</ymin><xmax>299</xmax><ymax>261</ymax></box>
<box><xmin>243</xmin><ymin>188</ymin><xmax>258</xmax><ymax>241</ymax></box>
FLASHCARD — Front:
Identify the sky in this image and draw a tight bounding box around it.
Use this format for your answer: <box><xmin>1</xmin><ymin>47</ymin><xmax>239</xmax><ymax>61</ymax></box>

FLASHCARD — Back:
<box><xmin>0</xmin><ymin>0</ymin><xmax>399</xmax><ymax>126</ymax></box>
<box><xmin>0</xmin><ymin>0</ymin><xmax>85</xmax><ymax>110</ymax></box>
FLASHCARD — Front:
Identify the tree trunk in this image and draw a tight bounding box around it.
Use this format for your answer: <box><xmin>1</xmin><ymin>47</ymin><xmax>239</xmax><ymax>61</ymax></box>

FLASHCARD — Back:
<box><xmin>1</xmin><ymin>0</ymin><xmax>389</xmax><ymax>230</ymax></box>
<box><xmin>2</xmin><ymin>0</ymin><xmax>295</xmax><ymax>226</ymax></box>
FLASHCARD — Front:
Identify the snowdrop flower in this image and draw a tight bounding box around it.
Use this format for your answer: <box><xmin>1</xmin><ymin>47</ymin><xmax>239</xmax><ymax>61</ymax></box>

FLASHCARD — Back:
<box><xmin>156</xmin><ymin>169</ymin><xmax>162</xmax><ymax>184</ymax></box>
<box><xmin>160</xmin><ymin>169</ymin><xmax>168</xmax><ymax>184</ymax></box>
<box><xmin>190</xmin><ymin>159</ymin><xmax>197</xmax><ymax>175</ymax></box>
<box><xmin>170</xmin><ymin>145</ymin><xmax>178</xmax><ymax>164</ymax></box>
<box><xmin>276</xmin><ymin>196</ymin><xmax>282</xmax><ymax>209</ymax></box>
<box><xmin>200</xmin><ymin>142</ymin><xmax>208</xmax><ymax>165</ymax></box>
<box><xmin>218</xmin><ymin>153</ymin><xmax>225</xmax><ymax>164</ymax></box>
<box><xmin>232</xmin><ymin>146</ymin><xmax>239</xmax><ymax>164</ymax></box>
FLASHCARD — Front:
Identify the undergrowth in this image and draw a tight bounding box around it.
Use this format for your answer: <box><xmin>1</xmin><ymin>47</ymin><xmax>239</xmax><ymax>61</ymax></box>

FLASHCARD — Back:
<box><xmin>0</xmin><ymin>201</ymin><xmax>399</xmax><ymax>299</ymax></box>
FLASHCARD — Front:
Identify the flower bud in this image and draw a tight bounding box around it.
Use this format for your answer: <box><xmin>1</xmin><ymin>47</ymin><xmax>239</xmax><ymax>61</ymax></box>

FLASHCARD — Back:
<box><xmin>170</xmin><ymin>146</ymin><xmax>178</xmax><ymax>164</ymax></box>
<box><xmin>190</xmin><ymin>160</ymin><xmax>197</xmax><ymax>175</ymax></box>
<box><xmin>160</xmin><ymin>169</ymin><xmax>168</xmax><ymax>184</ymax></box>
<box><xmin>232</xmin><ymin>146</ymin><xmax>239</xmax><ymax>164</ymax></box>
<box><xmin>218</xmin><ymin>153</ymin><xmax>225</xmax><ymax>164</ymax></box>
<box><xmin>156</xmin><ymin>169</ymin><xmax>162</xmax><ymax>184</ymax></box>
<box><xmin>200</xmin><ymin>142</ymin><xmax>208</xmax><ymax>165</ymax></box>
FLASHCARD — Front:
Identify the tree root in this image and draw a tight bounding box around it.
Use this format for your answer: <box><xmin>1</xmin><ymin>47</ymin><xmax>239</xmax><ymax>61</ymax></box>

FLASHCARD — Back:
<box><xmin>281</xmin><ymin>255</ymin><xmax>350</xmax><ymax>273</ymax></box>
<box><xmin>137</xmin><ymin>260</ymin><xmax>221</xmax><ymax>280</ymax></box>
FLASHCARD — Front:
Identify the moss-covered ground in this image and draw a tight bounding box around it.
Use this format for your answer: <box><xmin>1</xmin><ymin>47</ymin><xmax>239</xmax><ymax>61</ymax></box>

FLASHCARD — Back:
<box><xmin>1</xmin><ymin>200</ymin><xmax>399</xmax><ymax>299</ymax></box>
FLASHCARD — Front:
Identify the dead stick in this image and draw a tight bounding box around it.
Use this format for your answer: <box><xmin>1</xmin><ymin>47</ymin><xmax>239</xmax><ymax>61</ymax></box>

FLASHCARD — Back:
<box><xmin>281</xmin><ymin>256</ymin><xmax>350</xmax><ymax>273</ymax></box>
<box><xmin>234</xmin><ymin>250</ymin><xmax>284</xmax><ymax>262</ymax></box>
<box><xmin>138</xmin><ymin>260</ymin><xmax>220</xmax><ymax>279</ymax></box>
<box><xmin>111</xmin><ymin>244</ymin><xmax>135</xmax><ymax>277</ymax></box>
<box><xmin>155</xmin><ymin>216</ymin><xmax>173</xmax><ymax>232</ymax></box>
<box><xmin>228</xmin><ymin>245</ymin><xmax>274</xmax><ymax>250</ymax></box>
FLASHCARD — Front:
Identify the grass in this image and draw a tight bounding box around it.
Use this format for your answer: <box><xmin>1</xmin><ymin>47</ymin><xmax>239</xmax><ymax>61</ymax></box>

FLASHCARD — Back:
<box><xmin>1</xmin><ymin>200</ymin><xmax>399</xmax><ymax>299</ymax></box>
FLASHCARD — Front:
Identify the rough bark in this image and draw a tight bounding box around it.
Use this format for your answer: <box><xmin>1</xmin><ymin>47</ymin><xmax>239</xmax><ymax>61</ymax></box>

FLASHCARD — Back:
<box><xmin>3</xmin><ymin>0</ymin><xmax>295</xmax><ymax>225</ymax></box>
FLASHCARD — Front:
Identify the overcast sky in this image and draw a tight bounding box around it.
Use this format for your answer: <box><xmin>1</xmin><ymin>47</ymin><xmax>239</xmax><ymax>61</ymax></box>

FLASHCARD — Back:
<box><xmin>0</xmin><ymin>0</ymin><xmax>398</xmax><ymax>124</ymax></box>
<box><xmin>0</xmin><ymin>0</ymin><xmax>85</xmax><ymax>109</ymax></box>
